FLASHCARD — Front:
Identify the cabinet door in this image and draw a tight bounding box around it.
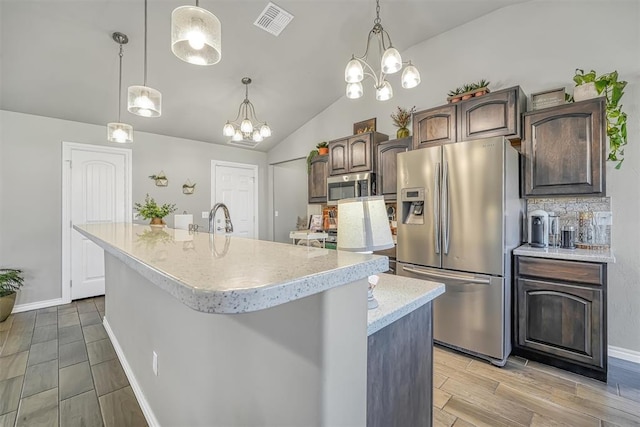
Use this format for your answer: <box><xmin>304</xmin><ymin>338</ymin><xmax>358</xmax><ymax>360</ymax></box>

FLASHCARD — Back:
<box><xmin>308</xmin><ymin>155</ymin><xmax>328</xmax><ymax>204</ymax></box>
<box><xmin>458</xmin><ymin>87</ymin><xmax>520</xmax><ymax>141</ymax></box>
<box><xmin>328</xmin><ymin>138</ymin><xmax>349</xmax><ymax>175</ymax></box>
<box><xmin>523</xmin><ymin>98</ymin><xmax>605</xmax><ymax>196</ymax></box>
<box><xmin>516</xmin><ymin>278</ymin><xmax>603</xmax><ymax>368</ymax></box>
<box><xmin>376</xmin><ymin>137</ymin><xmax>412</xmax><ymax>200</ymax></box>
<box><xmin>348</xmin><ymin>134</ymin><xmax>372</xmax><ymax>173</ymax></box>
<box><xmin>413</xmin><ymin>105</ymin><xmax>456</xmax><ymax>148</ymax></box>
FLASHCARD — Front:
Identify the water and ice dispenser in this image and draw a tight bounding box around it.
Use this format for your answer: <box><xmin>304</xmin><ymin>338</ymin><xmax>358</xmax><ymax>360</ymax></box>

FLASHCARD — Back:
<box><xmin>400</xmin><ymin>188</ymin><xmax>425</xmax><ymax>225</ymax></box>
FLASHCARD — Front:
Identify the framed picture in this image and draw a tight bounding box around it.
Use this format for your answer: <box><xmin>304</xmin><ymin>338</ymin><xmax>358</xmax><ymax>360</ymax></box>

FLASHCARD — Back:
<box><xmin>308</xmin><ymin>214</ymin><xmax>323</xmax><ymax>231</ymax></box>
<box><xmin>353</xmin><ymin>118</ymin><xmax>376</xmax><ymax>135</ymax></box>
<box><xmin>531</xmin><ymin>88</ymin><xmax>565</xmax><ymax>110</ymax></box>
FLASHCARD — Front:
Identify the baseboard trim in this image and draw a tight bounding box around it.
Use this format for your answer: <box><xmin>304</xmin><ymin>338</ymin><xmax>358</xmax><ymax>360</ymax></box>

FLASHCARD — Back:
<box><xmin>104</xmin><ymin>318</ymin><xmax>160</xmax><ymax>427</ymax></box>
<box><xmin>609</xmin><ymin>345</ymin><xmax>640</xmax><ymax>364</ymax></box>
<box><xmin>12</xmin><ymin>298</ymin><xmax>65</xmax><ymax>313</ymax></box>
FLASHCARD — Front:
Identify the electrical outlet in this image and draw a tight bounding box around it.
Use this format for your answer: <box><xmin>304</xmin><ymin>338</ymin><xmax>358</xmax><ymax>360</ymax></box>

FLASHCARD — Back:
<box><xmin>202</xmin><ymin>211</ymin><xmax>209</xmax><ymax>219</ymax></box>
<box><xmin>275</xmin><ymin>211</ymin><xmax>279</xmax><ymax>217</ymax></box>
<box><xmin>152</xmin><ymin>351</ymin><xmax>158</xmax><ymax>376</ymax></box>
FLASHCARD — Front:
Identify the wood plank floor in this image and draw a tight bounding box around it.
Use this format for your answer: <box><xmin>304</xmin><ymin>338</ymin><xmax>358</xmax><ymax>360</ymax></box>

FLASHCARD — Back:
<box><xmin>2</xmin><ymin>298</ymin><xmax>639</xmax><ymax>426</ymax></box>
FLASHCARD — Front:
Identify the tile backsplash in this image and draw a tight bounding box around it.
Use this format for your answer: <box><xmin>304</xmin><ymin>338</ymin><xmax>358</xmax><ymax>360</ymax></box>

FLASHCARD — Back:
<box><xmin>526</xmin><ymin>197</ymin><xmax>612</xmax><ymax>246</ymax></box>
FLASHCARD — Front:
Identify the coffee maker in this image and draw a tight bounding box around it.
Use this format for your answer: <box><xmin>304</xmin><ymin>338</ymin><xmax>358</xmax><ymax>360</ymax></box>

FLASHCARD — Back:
<box><xmin>528</xmin><ymin>210</ymin><xmax>549</xmax><ymax>248</ymax></box>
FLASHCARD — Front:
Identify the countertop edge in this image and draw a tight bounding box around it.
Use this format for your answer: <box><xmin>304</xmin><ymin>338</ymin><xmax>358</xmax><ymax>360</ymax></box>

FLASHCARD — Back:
<box><xmin>513</xmin><ymin>244</ymin><xmax>615</xmax><ymax>263</ymax></box>
<box><xmin>75</xmin><ymin>225</ymin><xmax>388</xmax><ymax>314</ymax></box>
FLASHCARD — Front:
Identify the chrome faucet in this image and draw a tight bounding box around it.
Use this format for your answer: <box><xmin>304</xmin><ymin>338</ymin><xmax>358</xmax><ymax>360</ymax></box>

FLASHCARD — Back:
<box><xmin>209</xmin><ymin>203</ymin><xmax>234</xmax><ymax>234</ymax></box>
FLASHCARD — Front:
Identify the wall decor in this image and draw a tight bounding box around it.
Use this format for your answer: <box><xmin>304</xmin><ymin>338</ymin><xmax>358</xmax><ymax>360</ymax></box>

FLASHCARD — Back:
<box><xmin>149</xmin><ymin>171</ymin><xmax>168</xmax><ymax>187</ymax></box>
<box><xmin>353</xmin><ymin>118</ymin><xmax>376</xmax><ymax>135</ymax></box>
<box><xmin>182</xmin><ymin>179</ymin><xmax>196</xmax><ymax>194</ymax></box>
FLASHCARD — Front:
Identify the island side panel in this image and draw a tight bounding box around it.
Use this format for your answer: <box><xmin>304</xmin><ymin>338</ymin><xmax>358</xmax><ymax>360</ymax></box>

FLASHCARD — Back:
<box><xmin>103</xmin><ymin>253</ymin><xmax>368</xmax><ymax>427</ymax></box>
<box><xmin>367</xmin><ymin>301</ymin><xmax>434</xmax><ymax>427</ymax></box>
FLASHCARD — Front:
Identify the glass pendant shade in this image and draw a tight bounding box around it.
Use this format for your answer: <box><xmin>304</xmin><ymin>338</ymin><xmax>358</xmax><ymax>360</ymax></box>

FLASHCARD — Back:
<box><xmin>171</xmin><ymin>6</ymin><xmax>221</xmax><ymax>66</ymax></box>
<box><xmin>240</xmin><ymin>118</ymin><xmax>253</xmax><ymax>133</ymax></box>
<box><xmin>345</xmin><ymin>58</ymin><xmax>364</xmax><ymax>83</ymax></box>
<box><xmin>260</xmin><ymin>124</ymin><xmax>271</xmax><ymax>138</ymax></box>
<box><xmin>107</xmin><ymin>122</ymin><xmax>133</xmax><ymax>143</ymax></box>
<box><xmin>232</xmin><ymin>130</ymin><xmax>243</xmax><ymax>141</ymax></box>
<box><xmin>252</xmin><ymin>130</ymin><xmax>263</xmax><ymax>142</ymax></box>
<box><xmin>381</xmin><ymin>47</ymin><xmax>402</xmax><ymax>74</ymax></box>
<box><xmin>128</xmin><ymin>85</ymin><xmax>162</xmax><ymax>117</ymax></box>
<box><xmin>346</xmin><ymin>82</ymin><xmax>363</xmax><ymax>99</ymax></box>
<box><xmin>401</xmin><ymin>64</ymin><xmax>421</xmax><ymax>89</ymax></box>
<box><xmin>376</xmin><ymin>81</ymin><xmax>393</xmax><ymax>101</ymax></box>
<box><xmin>223</xmin><ymin>122</ymin><xmax>235</xmax><ymax>137</ymax></box>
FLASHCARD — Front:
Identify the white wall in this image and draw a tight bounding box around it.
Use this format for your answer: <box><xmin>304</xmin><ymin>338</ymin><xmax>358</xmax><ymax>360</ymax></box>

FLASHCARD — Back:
<box><xmin>0</xmin><ymin>110</ymin><xmax>268</xmax><ymax>306</ymax></box>
<box><xmin>267</xmin><ymin>1</ymin><xmax>640</xmax><ymax>354</ymax></box>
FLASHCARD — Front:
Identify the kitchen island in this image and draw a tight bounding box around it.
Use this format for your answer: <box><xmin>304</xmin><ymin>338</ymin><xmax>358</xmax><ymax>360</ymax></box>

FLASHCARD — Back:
<box><xmin>75</xmin><ymin>223</ymin><xmax>444</xmax><ymax>427</ymax></box>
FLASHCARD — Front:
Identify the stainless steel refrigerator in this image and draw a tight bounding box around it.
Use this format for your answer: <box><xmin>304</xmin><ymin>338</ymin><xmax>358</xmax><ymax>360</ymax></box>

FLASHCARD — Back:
<box><xmin>396</xmin><ymin>136</ymin><xmax>521</xmax><ymax>366</ymax></box>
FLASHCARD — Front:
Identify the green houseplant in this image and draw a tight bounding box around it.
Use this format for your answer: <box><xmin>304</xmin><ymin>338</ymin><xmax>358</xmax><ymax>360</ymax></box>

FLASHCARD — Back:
<box><xmin>316</xmin><ymin>141</ymin><xmax>329</xmax><ymax>155</ymax></box>
<box><xmin>390</xmin><ymin>106</ymin><xmax>416</xmax><ymax>138</ymax></box>
<box><xmin>0</xmin><ymin>268</ymin><xmax>24</xmax><ymax>322</ymax></box>
<box><xmin>573</xmin><ymin>69</ymin><xmax>628</xmax><ymax>169</ymax></box>
<box><xmin>306</xmin><ymin>149</ymin><xmax>319</xmax><ymax>174</ymax></box>
<box><xmin>134</xmin><ymin>194</ymin><xmax>176</xmax><ymax>226</ymax></box>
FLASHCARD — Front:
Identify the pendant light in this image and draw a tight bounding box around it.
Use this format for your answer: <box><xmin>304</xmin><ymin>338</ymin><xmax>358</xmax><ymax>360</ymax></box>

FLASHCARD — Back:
<box><xmin>128</xmin><ymin>0</ymin><xmax>162</xmax><ymax>117</ymax></box>
<box><xmin>222</xmin><ymin>77</ymin><xmax>271</xmax><ymax>144</ymax></box>
<box><xmin>344</xmin><ymin>0</ymin><xmax>420</xmax><ymax>100</ymax></box>
<box><xmin>171</xmin><ymin>0</ymin><xmax>221</xmax><ymax>66</ymax></box>
<box><xmin>107</xmin><ymin>32</ymin><xmax>133</xmax><ymax>143</ymax></box>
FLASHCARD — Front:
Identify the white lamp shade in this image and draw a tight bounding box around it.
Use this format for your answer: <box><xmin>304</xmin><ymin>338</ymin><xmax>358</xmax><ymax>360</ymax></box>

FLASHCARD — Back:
<box><xmin>260</xmin><ymin>124</ymin><xmax>271</xmax><ymax>138</ymax></box>
<box><xmin>240</xmin><ymin>119</ymin><xmax>253</xmax><ymax>133</ymax></box>
<box><xmin>337</xmin><ymin>196</ymin><xmax>394</xmax><ymax>252</ymax></box>
<box><xmin>128</xmin><ymin>85</ymin><xmax>161</xmax><ymax>117</ymax></box>
<box><xmin>107</xmin><ymin>122</ymin><xmax>133</xmax><ymax>143</ymax></box>
<box><xmin>232</xmin><ymin>130</ymin><xmax>243</xmax><ymax>141</ymax></box>
<box><xmin>346</xmin><ymin>82</ymin><xmax>363</xmax><ymax>99</ymax></box>
<box><xmin>345</xmin><ymin>58</ymin><xmax>364</xmax><ymax>83</ymax></box>
<box><xmin>375</xmin><ymin>81</ymin><xmax>393</xmax><ymax>101</ymax></box>
<box><xmin>381</xmin><ymin>47</ymin><xmax>402</xmax><ymax>74</ymax></box>
<box><xmin>402</xmin><ymin>64</ymin><xmax>421</xmax><ymax>89</ymax></box>
<box><xmin>171</xmin><ymin>6</ymin><xmax>221</xmax><ymax>66</ymax></box>
<box><xmin>252</xmin><ymin>130</ymin><xmax>263</xmax><ymax>142</ymax></box>
<box><xmin>223</xmin><ymin>122</ymin><xmax>235</xmax><ymax>137</ymax></box>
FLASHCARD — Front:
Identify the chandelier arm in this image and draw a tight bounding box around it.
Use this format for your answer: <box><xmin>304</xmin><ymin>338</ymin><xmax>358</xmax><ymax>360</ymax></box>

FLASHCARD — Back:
<box><xmin>247</xmin><ymin>102</ymin><xmax>266</xmax><ymax>126</ymax></box>
<box><xmin>355</xmin><ymin>57</ymin><xmax>383</xmax><ymax>87</ymax></box>
<box><xmin>381</xmin><ymin>28</ymin><xmax>393</xmax><ymax>50</ymax></box>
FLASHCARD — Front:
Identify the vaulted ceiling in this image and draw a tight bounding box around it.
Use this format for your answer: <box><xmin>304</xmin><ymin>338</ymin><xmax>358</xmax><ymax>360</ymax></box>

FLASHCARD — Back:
<box><xmin>0</xmin><ymin>0</ymin><xmax>525</xmax><ymax>152</ymax></box>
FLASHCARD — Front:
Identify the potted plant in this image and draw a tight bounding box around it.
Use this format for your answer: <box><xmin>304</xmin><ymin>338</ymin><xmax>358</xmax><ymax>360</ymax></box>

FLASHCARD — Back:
<box><xmin>447</xmin><ymin>87</ymin><xmax>464</xmax><ymax>103</ymax></box>
<box><xmin>473</xmin><ymin>79</ymin><xmax>490</xmax><ymax>97</ymax></box>
<box><xmin>182</xmin><ymin>180</ymin><xmax>196</xmax><ymax>195</ymax></box>
<box><xmin>573</xmin><ymin>69</ymin><xmax>628</xmax><ymax>168</ymax></box>
<box><xmin>306</xmin><ymin>149</ymin><xmax>319</xmax><ymax>174</ymax></box>
<box><xmin>316</xmin><ymin>142</ymin><xmax>329</xmax><ymax>155</ymax></box>
<box><xmin>0</xmin><ymin>268</ymin><xmax>24</xmax><ymax>322</ymax></box>
<box><xmin>390</xmin><ymin>106</ymin><xmax>416</xmax><ymax>138</ymax></box>
<box><xmin>134</xmin><ymin>193</ymin><xmax>177</xmax><ymax>226</ymax></box>
<box><xmin>149</xmin><ymin>171</ymin><xmax>168</xmax><ymax>187</ymax></box>
<box><xmin>461</xmin><ymin>84</ymin><xmax>475</xmax><ymax>100</ymax></box>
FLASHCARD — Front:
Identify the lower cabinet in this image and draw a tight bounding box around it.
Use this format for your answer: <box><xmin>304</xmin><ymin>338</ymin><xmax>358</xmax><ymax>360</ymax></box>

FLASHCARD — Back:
<box><xmin>513</xmin><ymin>256</ymin><xmax>607</xmax><ymax>381</ymax></box>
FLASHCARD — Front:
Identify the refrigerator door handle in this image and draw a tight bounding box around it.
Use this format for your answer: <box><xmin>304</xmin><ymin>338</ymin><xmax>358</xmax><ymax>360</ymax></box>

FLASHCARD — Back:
<box><xmin>443</xmin><ymin>160</ymin><xmax>450</xmax><ymax>254</ymax></box>
<box><xmin>401</xmin><ymin>266</ymin><xmax>491</xmax><ymax>285</ymax></box>
<box><xmin>434</xmin><ymin>162</ymin><xmax>441</xmax><ymax>254</ymax></box>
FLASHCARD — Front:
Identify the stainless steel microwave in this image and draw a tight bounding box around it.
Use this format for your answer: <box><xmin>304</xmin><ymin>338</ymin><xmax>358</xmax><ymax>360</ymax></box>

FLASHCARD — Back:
<box><xmin>326</xmin><ymin>172</ymin><xmax>376</xmax><ymax>205</ymax></box>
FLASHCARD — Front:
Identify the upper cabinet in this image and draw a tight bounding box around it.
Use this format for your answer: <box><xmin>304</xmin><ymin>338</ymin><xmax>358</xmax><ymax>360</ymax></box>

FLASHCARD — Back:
<box><xmin>308</xmin><ymin>155</ymin><xmax>328</xmax><ymax>204</ymax></box>
<box><xmin>412</xmin><ymin>86</ymin><xmax>525</xmax><ymax>149</ymax></box>
<box><xmin>376</xmin><ymin>137</ymin><xmax>412</xmax><ymax>200</ymax></box>
<box><xmin>413</xmin><ymin>105</ymin><xmax>457</xmax><ymax>149</ymax></box>
<box><xmin>522</xmin><ymin>97</ymin><xmax>606</xmax><ymax>197</ymax></box>
<box><xmin>458</xmin><ymin>87</ymin><xmax>525</xmax><ymax>141</ymax></box>
<box><xmin>328</xmin><ymin>132</ymin><xmax>388</xmax><ymax>176</ymax></box>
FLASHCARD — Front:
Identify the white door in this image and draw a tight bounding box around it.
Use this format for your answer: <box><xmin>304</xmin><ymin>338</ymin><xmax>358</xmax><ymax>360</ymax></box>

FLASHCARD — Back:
<box><xmin>212</xmin><ymin>161</ymin><xmax>258</xmax><ymax>238</ymax></box>
<box><xmin>63</xmin><ymin>143</ymin><xmax>131</xmax><ymax>301</ymax></box>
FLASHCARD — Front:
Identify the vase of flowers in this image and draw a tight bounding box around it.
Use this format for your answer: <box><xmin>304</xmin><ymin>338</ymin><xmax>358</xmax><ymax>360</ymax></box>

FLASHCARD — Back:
<box><xmin>134</xmin><ymin>194</ymin><xmax>177</xmax><ymax>227</ymax></box>
<box><xmin>390</xmin><ymin>106</ymin><xmax>416</xmax><ymax>139</ymax></box>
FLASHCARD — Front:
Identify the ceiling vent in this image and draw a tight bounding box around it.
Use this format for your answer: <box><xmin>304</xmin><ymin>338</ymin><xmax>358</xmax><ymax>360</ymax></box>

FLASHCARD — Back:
<box><xmin>227</xmin><ymin>139</ymin><xmax>261</xmax><ymax>149</ymax></box>
<box><xmin>253</xmin><ymin>2</ymin><xmax>293</xmax><ymax>36</ymax></box>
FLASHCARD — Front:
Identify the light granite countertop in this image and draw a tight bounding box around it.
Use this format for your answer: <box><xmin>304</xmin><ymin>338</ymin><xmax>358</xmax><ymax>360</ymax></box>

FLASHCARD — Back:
<box><xmin>513</xmin><ymin>244</ymin><xmax>615</xmax><ymax>263</ymax></box>
<box><xmin>367</xmin><ymin>274</ymin><xmax>445</xmax><ymax>336</ymax></box>
<box><xmin>74</xmin><ymin>223</ymin><xmax>388</xmax><ymax>314</ymax></box>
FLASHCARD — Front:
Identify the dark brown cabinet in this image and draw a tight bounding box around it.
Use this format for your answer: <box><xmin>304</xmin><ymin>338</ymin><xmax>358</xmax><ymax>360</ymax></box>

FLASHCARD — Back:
<box><xmin>413</xmin><ymin>105</ymin><xmax>457</xmax><ymax>148</ymax></box>
<box><xmin>522</xmin><ymin>98</ymin><xmax>606</xmax><ymax>197</ymax></box>
<box><xmin>513</xmin><ymin>256</ymin><xmax>607</xmax><ymax>381</ymax></box>
<box><xmin>376</xmin><ymin>137</ymin><xmax>412</xmax><ymax>200</ymax></box>
<box><xmin>458</xmin><ymin>86</ymin><xmax>525</xmax><ymax>142</ymax></box>
<box><xmin>328</xmin><ymin>132</ymin><xmax>388</xmax><ymax>176</ymax></box>
<box><xmin>308</xmin><ymin>154</ymin><xmax>328</xmax><ymax>204</ymax></box>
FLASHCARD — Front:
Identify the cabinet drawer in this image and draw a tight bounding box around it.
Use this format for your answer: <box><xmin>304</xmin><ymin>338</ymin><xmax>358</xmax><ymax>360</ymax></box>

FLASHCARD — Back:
<box><xmin>517</xmin><ymin>256</ymin><xmax>604</xmax><ymax>286</ymax></box>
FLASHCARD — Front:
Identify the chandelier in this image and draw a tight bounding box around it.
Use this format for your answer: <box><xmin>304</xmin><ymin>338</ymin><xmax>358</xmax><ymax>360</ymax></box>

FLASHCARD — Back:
<box><xmin>171</xmin><ymin>0</ymin><xmax>221</xmax><ymax>66</ymax></box>
<box><xmin>107</xmin><ymin>32</ymin><xmax>133</xmax><ymax>143</ymax></box>
<box><xmin>344</xmin><ymin>0</ymin><xmax>420</xmax><ymax>101</ymax></box>
<box><xmin>223</xmin><ymin>78</ymin><xmax>272</xmax><ymax>144</ymax></box>
<box><xmin>128</xmin><ymin>0</ymin><xmax>162</xmax><ymax>117</ymax></box>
